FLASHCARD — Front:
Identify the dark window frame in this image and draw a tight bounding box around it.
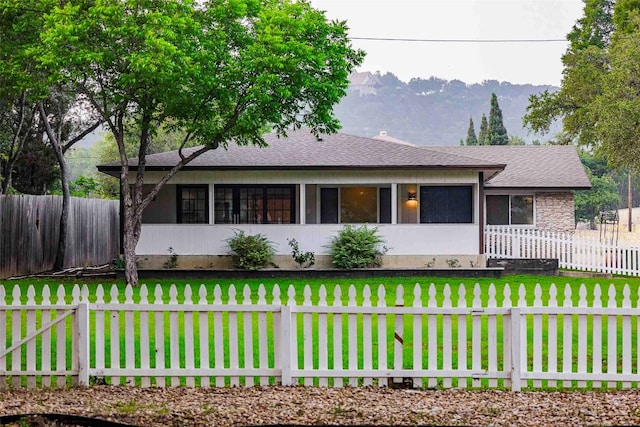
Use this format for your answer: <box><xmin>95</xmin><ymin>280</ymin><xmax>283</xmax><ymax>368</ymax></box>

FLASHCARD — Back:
<box><xmin>214</xmin><ymin>184</ymin><xmax>296</xmax><ymax>224</ymax></box>
<box><xmin>486</xmin><ymin>194</ymin><xmax>535</xmax><ymax>226</ymax></box>
<box><xmin>177</xmin><ymin>184</ymin><xmax>209</xmax><ymax>224</ymax></box>
<box><xmin>319</xmin><ymin>185</ymin><xmax>392</xmax><ymax>224</ymax></box>
<box><xmin>419</xmin><ymin>185</ymin><xmax>474</xmax><ymax>224</ymax></box>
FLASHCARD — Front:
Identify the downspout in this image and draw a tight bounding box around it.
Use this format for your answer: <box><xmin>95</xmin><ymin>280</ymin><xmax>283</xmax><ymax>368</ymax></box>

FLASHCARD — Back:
<box><xmin>479</xmin><ymin>172</ymin><xmax>485</xmax><ymax>256</ymax></box>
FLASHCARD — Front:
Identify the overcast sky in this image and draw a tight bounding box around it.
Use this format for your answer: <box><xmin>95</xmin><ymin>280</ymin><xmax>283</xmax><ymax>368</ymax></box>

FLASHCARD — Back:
<box><xmin>310</xmin><ymin>0</ymin><xmax>585</xmax><ymax>86</ymax></box>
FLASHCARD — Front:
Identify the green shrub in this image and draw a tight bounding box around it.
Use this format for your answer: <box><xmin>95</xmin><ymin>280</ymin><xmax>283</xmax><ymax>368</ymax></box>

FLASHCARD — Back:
<box><xmin>287</xmin><ymin>238</ymin><xmax>315</xmax><ymax>268</ymax></box>
<box><xmin>328</xmin><ymin>225</ymin><xmax>387</xmax><ymax>269</ymax></box>
<box><xmin>226</xmin><ymin>230</ymin><xmax>275</xmax><ymax>270</ymax></box>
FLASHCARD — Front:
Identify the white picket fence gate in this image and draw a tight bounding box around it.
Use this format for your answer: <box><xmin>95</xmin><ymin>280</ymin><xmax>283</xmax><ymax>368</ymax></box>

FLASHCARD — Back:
<box><xmin>1</xmin><ymin>282</ymin><xmax>639</xmax><ymax>391</ymax></box>
<box><xmin>485</xmin><ymin>226</ymin><xmax>640</xmax><ymax>276</ymax></box>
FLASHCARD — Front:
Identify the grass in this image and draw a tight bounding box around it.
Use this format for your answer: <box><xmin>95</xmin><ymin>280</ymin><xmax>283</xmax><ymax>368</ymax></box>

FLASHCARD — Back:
<box><xmin>2</xmin><ymin>274</ymin><xmax>640</xmax><ymax>390</ymax></box>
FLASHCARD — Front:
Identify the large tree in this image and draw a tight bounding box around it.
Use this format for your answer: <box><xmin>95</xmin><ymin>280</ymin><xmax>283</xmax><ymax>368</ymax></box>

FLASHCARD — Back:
<box><xmin>523</xmin><ymin>0</ymin><xmax>614</xmax><ymax>147</ymax></box>
<box><xmin>464</xmin><ymin>117</ymin><xmax>478</xmax><ymax>146</ymax></box>
<box><xmin>478</xmin><ymin>114</ymin><xmax>488</xmax><ymax>145</ymax></box>
<box><xmin>1</xmin><ymin>0</ymin><xmax>104</xmax><ymax>270</ymax></box>
<box><xmin>37</xmin><ymin>0</ymin><xmax>363</xmax><ymax>285</ymax></box>
<box><xmin>487</xmin><ymin>93</ymin><xmax>509</xmax><ymax>145</ymax></box>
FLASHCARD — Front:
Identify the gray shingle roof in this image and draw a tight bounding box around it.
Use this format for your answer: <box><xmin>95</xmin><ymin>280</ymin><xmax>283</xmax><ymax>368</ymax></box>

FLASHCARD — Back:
<box><xmin>429</xmin><ymin>145</ymin><xmax>591</xmax><ymax>190</ymax></box>
<box><xmin>97</xmin><ymin>130</ymin><xmax>590</xmax><ymax>190</ymax></box>
<box><xmin>99</xmin><ymin>130</ymin><xmax>504</xmax><ymax>171</ymax></box>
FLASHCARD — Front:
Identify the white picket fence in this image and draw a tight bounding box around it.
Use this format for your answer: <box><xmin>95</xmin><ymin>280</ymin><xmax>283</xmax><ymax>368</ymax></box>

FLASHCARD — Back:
<box><xmin>2</xmin><ymin>282</ymin><xmax>640</xmax><ymax>391</ymax></box>
<box><xmin>485</xmin><ymin>226</ymin><xmax>640</xmax><ymax>276</ymax></box>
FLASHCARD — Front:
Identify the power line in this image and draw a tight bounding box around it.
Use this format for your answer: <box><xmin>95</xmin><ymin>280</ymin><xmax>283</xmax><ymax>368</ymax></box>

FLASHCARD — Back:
<box><xmin>351</xmin><ymin>36</ymin><xmax>567</xmax><ymax>43</ymax></box>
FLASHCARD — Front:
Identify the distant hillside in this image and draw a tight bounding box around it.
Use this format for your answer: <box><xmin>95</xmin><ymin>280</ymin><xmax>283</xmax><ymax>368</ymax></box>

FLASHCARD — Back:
<box><xmin>334</xmin><ymin>72</ymin><xmax>561</xmax><ymax>146</ymax></box>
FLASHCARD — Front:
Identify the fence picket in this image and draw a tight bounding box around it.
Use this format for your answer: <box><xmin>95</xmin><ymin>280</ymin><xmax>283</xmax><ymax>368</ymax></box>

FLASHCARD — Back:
<box><xmin>562</xmin><ymin>285</ymin><xmax>573</xmax><ymax>388</ymax></box>
<box><xmin>56</xmin><ymin>286</ymin><xmax>67</xmax><ymax>388</ymax></box>
<box><xmin>212</xmin><ymin>285</ymin><xmax>224</xmax><ymax>387</ymax></box>
<box><xmin>303</xmin><ymin>285</ymin><xmax>313</xmax><ymax>386</ymax></box>
<box><xmin>442</xmin><ymin>284</ymin><xmax>452</xmax><ymax>388</ymax></box>
<box><xmin>547</xmin><ymin>284</ymin><xmax>558</xmax><ymax>388</ymax></box>
<box><xmin>427</xmin><ymin>284</ymin><xmax>437</xmax><ymax>388</ymax></box>
<box><xmin>124</xmin><ymin>286</ymin><xmax>135</xmax><ymax>386</ymax></box>
<box><xmin>592</xmin><ymin>285</ymin><xmax>602</xmax><ymax>388</ymax></box>
<box><xmin>502</xmin><ymin>285</ymin><xmax>512</xmax><ymax>389</ymax></box>
<box><xmin>472</xmin><ymin>284</ymin><xmax>482</xmax><ymax>388</ymax></box>
<box><xmin>109</xmin><ymin>285</ymin><xmax>121</xmax><ymax>386</ymax></box>
<box><xmin>487</xmin><ymin>284</ymin><xmax>498</xmax><ymax>388</ymax></box>
<box><xmin>362</xmin><ymin>285</ymin><xmax>373</xmax><ymax>387</ymax></box>
<box><xmin>412</xmin><ymin>284</ymin><xmax>422</xmax><ymax>387</ymax></box>
<box><xmin>184</xmin><ymin>285</ymin><xmax>195</xmax><ymax>388</ymax></box>
<box><xmin>257</xmin><ymin>285</ymin><xmax>269</xmax><ymax>386</ymax></box>
<box><xmin>332</xmin><ymin>286</ymin><xmax>343</xmax><ymax>388</ymax></box>
<box><xmin>228</xmin><ymin>285</ymin><xmax>239</xmax><ymax>387</ymax></box>
<box><xmin>393</xmin><ymin>285</ymin><xmax>404</xmax><ymax>387</ymax></box>
<box><xmin>577</xmin><ymin>285</ymin><xmax>587</xmax><ymax>388</ymax></box>
<box><xmin>457</xmin><ymin>285</ymin><xmax>467</xmax><ymax>388</ymax></box>
<box><xmin>347</xmin><ymin>285</ymin><xmax>358</xmax><ymax>387</ymax></box>
<box><xmin>242</xmin><ymin>285</ymin><xmax>254</xmax><ymax>387</ymax></box>
<box><xmin>41</xmin><ymin>286</ymin><xmax>52</xmax><ymax>388</ymax></box>
<box><xmin>377</xmin><ymin>286</ymin><xmax>388</xmax><ymax>387</ymax></box>
<box><xmin>317</xmin><ymin>286</ymin><xmax>328</xmax><ymax>387</ymax></box>
<box><xmin>26</xmin><ymin>287</ymin><xmax>36</xmax><ymax>389</ymax></box>
<box><xmin>622</xmin><ymin>285</ymin><xmax>632</xmax><ymax>389</ymax></box>
<box><xmin>197</xmin><ymin>285</ymin><xmax>210</xmax><ymax>388</ymax></box>
<box><xmin>532</xmin><ymin>285</ymin><xmax>543</xmax><ymax>388</ymax></box>
<box><xmin>153</xmin><ymin>285</ymin><xmax>166</xmax><ymax>387</ymax></box>
<box><xmin>139</xmin><ymin>285</ymin><xmax>151</xmax><ymax>387</ymax></box>
<box><xmin>607</xmin><ymin>285</ymin><xmax>617</xmax><ymax>388</ymax></box>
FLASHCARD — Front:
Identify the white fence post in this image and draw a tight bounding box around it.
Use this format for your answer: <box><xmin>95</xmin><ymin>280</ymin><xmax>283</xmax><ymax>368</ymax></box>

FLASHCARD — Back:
<box><xmin>280</xmin><ymin>305</ymin><xmax>292</xmax><ymax>386</ymax></box>
<box><xmin>76</xmin><ymin>302</ymin><xmax>90</xmax><ymax>386</ymax></box>
<box><xmin>510</xmin><ymin>307</ymin><xmax>521</xmax><ymax>392</ymax></box>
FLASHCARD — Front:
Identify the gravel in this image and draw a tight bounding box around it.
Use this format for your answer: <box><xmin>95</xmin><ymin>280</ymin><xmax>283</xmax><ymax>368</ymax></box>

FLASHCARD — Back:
<box><xmin>1</xmin><ymin>386</ymin><xmax>640</xmax><ymax>426</ymax></box>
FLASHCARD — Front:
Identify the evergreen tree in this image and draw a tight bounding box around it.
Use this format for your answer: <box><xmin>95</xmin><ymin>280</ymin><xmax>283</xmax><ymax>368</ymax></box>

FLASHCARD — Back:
<box><xmin>465</xmin><ymin>117</ymin><xmax>478</xmax><ymax>145</ymax></box>
<box><xmin>478</xmin><ymin>114</ymin><xmax>488</xmax><ymax>145</ymax></box>
<box><xmin>487</xmin><ymin>93</ymin><xmax>509</xmax><ymax>145</ymax></box>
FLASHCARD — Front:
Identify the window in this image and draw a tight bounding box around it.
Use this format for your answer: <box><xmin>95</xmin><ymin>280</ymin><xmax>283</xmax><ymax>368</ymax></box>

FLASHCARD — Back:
<box><xmin>214</xmin><ymin>185</ymin><xmax>295</xmax><ymax>224</ymax></box>
<box><xmin>486</xmin><ymin>194</ymin><xmax>534</xmax><ymax>225</ymax></box>
<box><xmin>320</xmin><ymin>186</ymin><xmax>390</xmax><ymax>224</ymax></box>
<box><xmin>177</xmin><ymin>185</ymin><xmax>209</xmax><ymax>224</ymax></box>
<box><xmin>420</xmin><ymin>186</ymin><xmax>473</xmax><ymax>223</ymax></box>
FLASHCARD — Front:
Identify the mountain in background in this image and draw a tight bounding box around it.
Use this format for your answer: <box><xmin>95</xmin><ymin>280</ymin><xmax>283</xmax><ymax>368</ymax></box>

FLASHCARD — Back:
<box><xmin>334</xmin><ymin>72</ymin><xmax>561</xmax><ymax>146</ymax></box>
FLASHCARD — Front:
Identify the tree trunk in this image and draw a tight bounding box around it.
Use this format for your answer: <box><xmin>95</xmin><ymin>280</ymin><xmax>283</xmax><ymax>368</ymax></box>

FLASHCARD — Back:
<box><xmin>38</xmin><ymin>102</ymin><xmax>69</xmax><ymax>271</ymax></box>
<box><xmin>54</xmin><ymin>153</ymin><xmax>70</xmax><ymax>271</ymax></box>
<box><xmin>122</xmin><ymin>204</ymin><xmax>139</xmax><ymax>286</ymax></box>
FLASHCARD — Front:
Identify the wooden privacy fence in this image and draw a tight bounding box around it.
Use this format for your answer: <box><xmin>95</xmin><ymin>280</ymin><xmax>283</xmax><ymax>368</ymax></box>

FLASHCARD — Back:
<box><xmin>0</xmin><ymin>195</ymin><xmax>120</xmax><ymax>278</ymax></box>
<box><xmin>485</xmin><ymin>226</ymin><xmax>640</xmax><ymax>276</ymax></box>
<box><xmin>2</xmin><ymin>282</ymin><xmax>640</xmax><ymax>391</ymax></box>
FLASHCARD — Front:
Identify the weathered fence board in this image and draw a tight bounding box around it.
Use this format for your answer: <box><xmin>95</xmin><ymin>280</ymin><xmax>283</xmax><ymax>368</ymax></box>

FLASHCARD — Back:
<box><xmin>0</xmin><ymin>195</ymin><xmax>119</xmax><ymax>278</ymax></box>
<box><xmin>1</xmin><ymin>282</ymin><xmax>639</xmax><ymax>391</ymax></box>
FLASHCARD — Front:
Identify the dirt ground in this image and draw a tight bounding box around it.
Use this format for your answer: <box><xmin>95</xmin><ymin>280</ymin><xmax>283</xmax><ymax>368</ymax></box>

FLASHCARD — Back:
<box><xmin>1</xmin><ymin>386</ymin><xmax>640</xmax><ymax>426</ymax></box>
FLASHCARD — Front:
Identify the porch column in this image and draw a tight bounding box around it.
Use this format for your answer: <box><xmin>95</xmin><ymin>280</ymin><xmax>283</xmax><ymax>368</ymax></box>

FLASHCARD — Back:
<box><xmin>299</xmin><ymin>183</ymin><xmax>306</xmax><ymax>224</ymax></box>
<box><xmin>391</xmin><ymin>183</ymin><xmax>398</xmax><ymax>224</ymax></box>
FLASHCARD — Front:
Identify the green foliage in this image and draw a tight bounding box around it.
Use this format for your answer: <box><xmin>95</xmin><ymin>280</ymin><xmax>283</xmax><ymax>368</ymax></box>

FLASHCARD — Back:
<box><xmin>487</xmin><ymin>93</ymin><xmax>509</xmax><ymax>145</ymax></box>
<box><xmin>575</xmin><ymin>151</ymin><xmax>623</xmax><ymax>227</ymax></box>
<box><xmin>69</xmin><ymin>175</ymin><xmax>99</xmax><ymax>198</ymax></box>
<box><xmin>328</xmin><ymin>225</ymin><xmax>387</xmax><ymax>269</ymax></box>
<box><xmin>287</xmin><ymin>238</ymin><xmax>315</xmax><ymax>269</ymax></box>
<box><xmin>478</xmin><ymin>114</ymin><xmax>488</xmax><ymax>145</ymax></box>
<box><xmin>465</xmin><ymin>117</ymin><xmax>477</xmax><ymax>146</ymax></box>
<box><xmin>226</xmin><ymin>230</ymin><xmax>275</xmax><ymax>270</ymax></box>
<box><xmin>162</xmin><ymin>247</ymin><xmax>179</xmax><ymax>269</ymax></box>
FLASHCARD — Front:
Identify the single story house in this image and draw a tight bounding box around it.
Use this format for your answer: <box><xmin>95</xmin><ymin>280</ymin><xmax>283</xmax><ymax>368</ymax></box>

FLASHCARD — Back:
<box><xmin>97</xmin><ymin>130</ymin><xmax>591</xmax><ymax>269</ymax></box>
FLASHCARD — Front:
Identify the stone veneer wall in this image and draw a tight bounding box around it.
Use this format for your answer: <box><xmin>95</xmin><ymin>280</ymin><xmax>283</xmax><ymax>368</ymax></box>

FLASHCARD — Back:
<box><xmin>535</xmin><ymin>192</ymin><xmax>575</xmax><ymax>233</ymax></box>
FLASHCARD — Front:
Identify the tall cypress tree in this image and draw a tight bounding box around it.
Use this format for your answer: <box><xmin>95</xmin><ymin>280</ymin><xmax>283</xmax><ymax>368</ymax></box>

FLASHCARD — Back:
<box><xmin>487</xmin><ymin>93</ymin><xmax>509</xmax><ymax>145</ymax></box>
<box><xmin>465</xmin><ymin>117</ymin><xmax>478</xmax><ymax>145</ymax></box>
<box><xmin>478</xmin><ymin>114</ymin><xmax>488</xmax><ymax>145</ymax></box>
